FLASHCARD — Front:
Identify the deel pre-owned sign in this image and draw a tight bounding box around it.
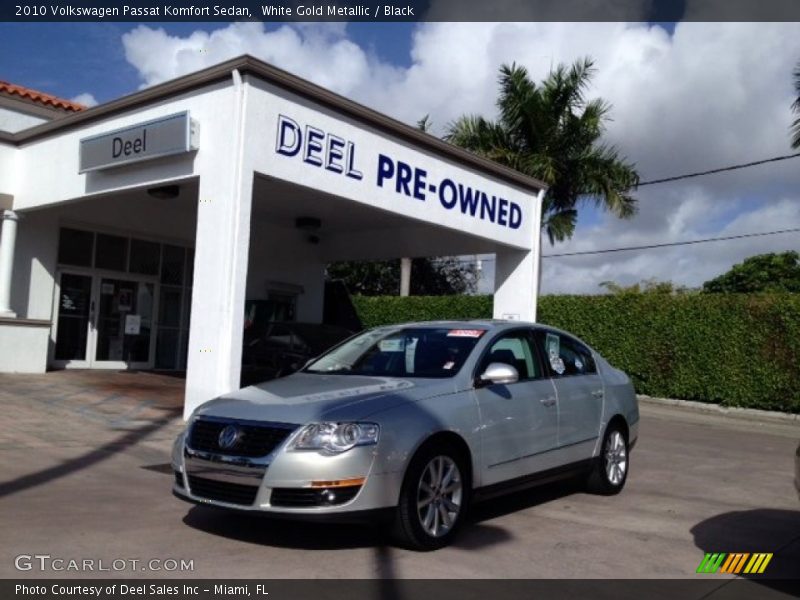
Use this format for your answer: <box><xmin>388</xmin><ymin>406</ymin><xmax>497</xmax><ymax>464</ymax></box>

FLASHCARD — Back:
<box><xmin>79</xmin><ymin>111</ymin><xmax>198</xmax><ymax>173</ymax></box>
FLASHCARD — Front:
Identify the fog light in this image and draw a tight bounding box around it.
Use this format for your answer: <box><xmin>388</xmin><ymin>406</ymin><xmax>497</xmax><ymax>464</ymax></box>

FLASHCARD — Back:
<box><xmin>310</xmin><ymin>476</ymin><xmax>366</xmax><ymax>488</ymax></box>
<box><xmin>321</xmin><ymin>489</ymin><xmax>337</xmax><ymax>505</ymax></box>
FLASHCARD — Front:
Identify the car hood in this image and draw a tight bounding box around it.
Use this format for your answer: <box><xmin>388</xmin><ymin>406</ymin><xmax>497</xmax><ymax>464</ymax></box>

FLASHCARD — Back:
<box><xmin>192</xmin><ymin>373</ymin><xmax>457</xmax><ymax>424</ymax></box>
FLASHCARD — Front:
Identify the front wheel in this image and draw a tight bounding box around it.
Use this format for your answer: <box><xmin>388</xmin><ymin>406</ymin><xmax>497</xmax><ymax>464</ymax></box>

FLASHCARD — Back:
<box><xmin>392</xmin><ymin>444</ymin><xmax>468</xmax><ymax>550</ymax></box>
<box><xmin>586</xmin><ymin>423</ymin><xmax>629</xmax><ymax>495</ymax></box>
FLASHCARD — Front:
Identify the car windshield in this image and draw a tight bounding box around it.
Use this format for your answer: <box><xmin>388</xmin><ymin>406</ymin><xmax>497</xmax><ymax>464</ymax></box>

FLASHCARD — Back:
<box><xmin>304</xmin><ymin>327</ymin><xmax>487</xmax><ymax>378</ymax></box>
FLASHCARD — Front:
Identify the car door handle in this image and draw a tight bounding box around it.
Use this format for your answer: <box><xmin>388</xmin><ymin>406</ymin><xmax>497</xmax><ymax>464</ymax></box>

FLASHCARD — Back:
<box><xmin>591</xmin><ymin>390</ymin><xmax>604</xmax><ymax>398</ymax></box>
<box><xmin>540</xmin><ymin>396</ymin><xmax>556</xmax><ymax>407</ymax></box>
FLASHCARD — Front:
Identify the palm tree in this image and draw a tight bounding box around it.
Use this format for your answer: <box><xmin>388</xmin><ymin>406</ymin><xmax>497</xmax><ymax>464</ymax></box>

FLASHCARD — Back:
<box><xmin>792</xmin><ymin>60</ymin><xmax>800</xmax><ymax>149</ymax></box>
<box><xmin>446</xmin><ymin>58</ymin><xmax>639</xmax><ymax>244</ymax></box>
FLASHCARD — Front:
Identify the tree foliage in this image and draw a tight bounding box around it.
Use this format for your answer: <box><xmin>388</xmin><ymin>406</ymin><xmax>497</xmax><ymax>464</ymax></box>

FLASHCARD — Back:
<box><xmin>327</xmin><ymin>257</ymin><xmax>477</xmax><ymax>296</ymax></box>
<box><xmin>702</xmin><ymin>251</ymin><xmax>800</xmax><ymax>293</ymax></box>
<box><xmin>446</xmin><ymin>59</ymin><xmax>640</xmax><ymax>244</ymax></box>
<box><xmin>599</xmin><ymin>278</ymin><xmax>692</xmax><ymax>295</ymax></box>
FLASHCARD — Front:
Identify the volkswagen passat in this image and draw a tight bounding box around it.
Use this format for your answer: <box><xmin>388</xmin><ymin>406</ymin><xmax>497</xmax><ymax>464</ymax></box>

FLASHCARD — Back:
<box><xmin>173</xmin><ymin>320</ymin><xmax>639</xmax><ymax>550</ymax></box>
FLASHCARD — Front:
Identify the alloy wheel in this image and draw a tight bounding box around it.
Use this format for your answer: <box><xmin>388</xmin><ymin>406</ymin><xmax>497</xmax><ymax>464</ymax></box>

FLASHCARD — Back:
<box><xmin>416</xmin><ymin>455</ymin><xmax>463</xmax><ymax>538</ymax></box>
<box><xmin>604</xmin><ymin>430</ymin><xmax>627</xmax><ymax>485</ymax></box>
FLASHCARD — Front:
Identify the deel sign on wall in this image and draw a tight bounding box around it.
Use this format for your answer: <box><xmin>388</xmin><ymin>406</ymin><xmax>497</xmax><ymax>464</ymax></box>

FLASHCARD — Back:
<box><xmin>79</xmin><ymin>112</ymin><xmax>199</xmax><ymax>173</ymax></box>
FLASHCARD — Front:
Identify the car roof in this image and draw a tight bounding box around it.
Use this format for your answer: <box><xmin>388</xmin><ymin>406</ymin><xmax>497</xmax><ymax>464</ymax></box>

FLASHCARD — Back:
<box><xmin>372</xmin><ymin>320</ymin><xmax>589</xmax><ymax>343</ymax></box>
<box><xmin>377</xmin><ymin>319</ymin><xmax>534</xmax><ymax>330</ymax></box>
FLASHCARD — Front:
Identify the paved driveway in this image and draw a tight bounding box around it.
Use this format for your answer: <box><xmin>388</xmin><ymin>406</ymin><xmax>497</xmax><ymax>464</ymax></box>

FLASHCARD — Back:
<box><xmin>0</xmin><ymin>371</ymin><xmax>797</xmax><ymax>582</ymax></box>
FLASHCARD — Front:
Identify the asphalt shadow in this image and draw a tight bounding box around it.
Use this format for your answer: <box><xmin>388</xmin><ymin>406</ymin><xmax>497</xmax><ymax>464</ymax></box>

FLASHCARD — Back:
<box><xmin>182</xmin><ymin>505</ymin><xmax>387</xmax><ymax>550</ymax></box>
<box><xmin>691</xmin><ymin>508</ymin><xmax>800</xmax><ymax>595</ymax></box>
<box><xmin>0</xmin><ymin>411</ymin><xmax>179</xmax><ymax>498</ymax></box>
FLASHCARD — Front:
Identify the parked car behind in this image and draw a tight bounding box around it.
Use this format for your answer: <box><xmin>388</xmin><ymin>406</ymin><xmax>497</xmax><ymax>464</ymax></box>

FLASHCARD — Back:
<box><xmin>241</xmin><ymin>321</ymin><xmax>353</xmax><ymax>386</ymax></box>
<box><xmin>175</xmin><ymin>320</ymin><xmax>639</xmax><ymax>550</ymax></box>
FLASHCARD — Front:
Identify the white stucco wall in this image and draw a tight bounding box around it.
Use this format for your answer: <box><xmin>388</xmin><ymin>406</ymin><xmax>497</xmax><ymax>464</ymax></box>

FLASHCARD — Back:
<box><xmin>246</xmin><ymin>77</ymin><xmax>537</xmax><ymax>252</ymax></box>
<box><xmin>0</xmin><ymin>323</ymin><xmax>49</xmax><ymax>372</ymax></box>
<box><xmin>10</xmin><ymin>209</ymin><xmax>59</xmax><ymax>320</ymax></box>
<box><xmin>0</xmin><ymin>142</ymin><xmax>18</xmax><ymax>198</ymax></box>
<box><xmin>11</xmin><ymin>81</ymin><xmax>232</xmax><ymax>211</ymax></box>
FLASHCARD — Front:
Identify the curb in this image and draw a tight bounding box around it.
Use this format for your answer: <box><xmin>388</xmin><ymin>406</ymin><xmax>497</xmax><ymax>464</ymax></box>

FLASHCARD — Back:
<box><xmin>637</xmin><ymin>395</ymin><xmax>800</xmax><ymax>424</ymax></box>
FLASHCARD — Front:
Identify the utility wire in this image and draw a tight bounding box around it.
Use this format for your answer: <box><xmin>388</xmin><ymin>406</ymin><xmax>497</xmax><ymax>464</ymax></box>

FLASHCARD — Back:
<box><xmin>445</xmin><ymin>226</ymin><xmax>800</xmax><ymax>263</ymax></box>
<box><xmin>543</xmin><ymin>227</ymin><xmax>800</xmax><ymax>258</ymax></box>
<box><xmin>635</xmin><ymin>152</ymin><xmax>800</xmax><ymax>187</ymax></box>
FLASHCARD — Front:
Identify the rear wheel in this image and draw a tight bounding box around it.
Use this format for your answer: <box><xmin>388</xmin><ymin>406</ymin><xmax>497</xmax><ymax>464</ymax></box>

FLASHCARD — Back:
<box><xmin>587</xmin><ymin>422</ymin><xmax>629</xmax><ymax>495</ymax></box>
<box><xmin>393</xmin><ymin>443</ymin><xmax>468</xmax><ymax>550</ymax></box>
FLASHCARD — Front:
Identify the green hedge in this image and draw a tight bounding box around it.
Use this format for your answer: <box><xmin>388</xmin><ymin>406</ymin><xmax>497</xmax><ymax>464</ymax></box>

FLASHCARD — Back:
<box><xmin>351</xmin><ymin>294</ymin><xmax>800</xmax><ymax>413</ymax></box>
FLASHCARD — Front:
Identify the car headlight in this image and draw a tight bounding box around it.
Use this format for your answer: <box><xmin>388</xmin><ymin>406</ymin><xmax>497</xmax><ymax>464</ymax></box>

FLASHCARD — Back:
<box><xmin>290</xmin><ymin>422</ymin><xmax>380</xmax><ymax>454</ymax></box>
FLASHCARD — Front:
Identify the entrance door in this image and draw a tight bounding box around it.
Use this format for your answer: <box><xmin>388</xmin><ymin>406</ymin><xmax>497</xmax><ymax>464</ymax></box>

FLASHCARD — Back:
<box><xmin>53</xmin><ymin>272</ymin><xmax>157</xmax><ymax>369</ymax></box>
<box><xmin>93</xmin><ymin>277</ymin><xmax>156</xmax><ymax>369</ymax></box>
<box><xmin>53</xmin><ymin>272</ymin><xmax>93</xmax><ymax>367</ymax></box>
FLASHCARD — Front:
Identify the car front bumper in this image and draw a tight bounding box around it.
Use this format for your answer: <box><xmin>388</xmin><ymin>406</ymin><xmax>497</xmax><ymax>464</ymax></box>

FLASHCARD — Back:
<box><xmin>171</xmin><ymin>428</ymin><xmax>403</xmax><ymax>517</ymax></box>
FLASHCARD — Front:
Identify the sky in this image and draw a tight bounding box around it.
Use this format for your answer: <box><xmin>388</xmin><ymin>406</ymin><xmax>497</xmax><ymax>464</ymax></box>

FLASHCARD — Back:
<box><xmin>1</xmin><ymin>21</ymin><xmax>799</xmax><ymax>295</ymax></box>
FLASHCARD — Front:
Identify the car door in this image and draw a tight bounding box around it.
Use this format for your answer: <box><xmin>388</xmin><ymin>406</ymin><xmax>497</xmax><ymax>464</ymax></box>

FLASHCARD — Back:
<box><xmin>534</xmin><ymin>329</ymin><xmax>604</xmax><ymax>462</ymax></box>
<box><xmin>473</xmin><ymin>329</ymin><xmax>559</xmax><ymax>486</ymax></box>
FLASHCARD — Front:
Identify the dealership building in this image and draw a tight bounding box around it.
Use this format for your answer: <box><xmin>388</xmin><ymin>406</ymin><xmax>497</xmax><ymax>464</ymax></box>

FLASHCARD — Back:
<box><xmin>0</xmin><ymin>55</ymin><xmax>545</xmax><ymax>417</ymax></box>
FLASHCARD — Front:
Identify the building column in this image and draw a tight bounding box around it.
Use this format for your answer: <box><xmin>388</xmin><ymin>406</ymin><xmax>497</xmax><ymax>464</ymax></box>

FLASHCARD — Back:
<box><xmin>399</xmin><ymin>257</ymin><xmax>412</xmax><ymax>296</ymax></box>
<box><xmin>493</xmin><ymin>189</ymin><xmax>545</xmax><ymax>322</ymax></box>
<box><xmin>493</xmin><ymin>249</ymin><xmax>539</xmax><ymax>322</ymax></box>
<box><xmin>0</xmin><ymin>210</ymin><xmax>19</xmax><ymax>318</ymax></box>
<box><xmin>183</xmin><ymin>69</ymin><xmax>253</xmax><ymax>419</ymax></box>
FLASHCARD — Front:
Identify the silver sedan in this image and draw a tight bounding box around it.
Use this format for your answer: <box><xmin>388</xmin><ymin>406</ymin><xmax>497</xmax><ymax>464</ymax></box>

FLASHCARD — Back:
<box><xmin>173</xmin><ymin>320</ymin><xmax>639</xmax><ymax>550</ymax></box>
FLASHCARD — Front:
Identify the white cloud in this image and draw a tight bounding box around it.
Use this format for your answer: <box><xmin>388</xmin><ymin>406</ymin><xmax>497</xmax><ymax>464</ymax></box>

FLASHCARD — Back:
<box><xmin>70</xmin><ymin>92</ymin><xmax>98</xmax><ymax>107</ymax></box>
<box><xmin>120</xmin><ymin>22</ymin><xmax>800</xmax><ymax>293</ymax></box>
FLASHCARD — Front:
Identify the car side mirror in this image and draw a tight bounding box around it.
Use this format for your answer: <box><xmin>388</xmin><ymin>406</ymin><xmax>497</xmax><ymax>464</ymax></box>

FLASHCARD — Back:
<box><xmin>477</xmin><ymin>362</ymin><xmax>519</xmax><ymax>387</ymax></box>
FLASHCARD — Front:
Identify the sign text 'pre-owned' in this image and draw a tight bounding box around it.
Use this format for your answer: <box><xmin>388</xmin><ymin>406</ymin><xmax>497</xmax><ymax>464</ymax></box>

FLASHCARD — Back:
<box><xmin>275</xmin><ymin>114</ymin><xmax>523</xmax><ymax>230</ymax></box>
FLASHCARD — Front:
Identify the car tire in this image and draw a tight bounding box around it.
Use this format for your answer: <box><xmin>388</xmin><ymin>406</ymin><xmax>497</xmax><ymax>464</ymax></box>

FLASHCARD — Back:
<box><xmin>392</xmin><ymin>442</ymin><xmax>469</xmax><ymax>551</ymax></box>
<box><xmin>586</xmin><ymin>422</ymin><xmax>629</xmax><ymax>495</ymax></box>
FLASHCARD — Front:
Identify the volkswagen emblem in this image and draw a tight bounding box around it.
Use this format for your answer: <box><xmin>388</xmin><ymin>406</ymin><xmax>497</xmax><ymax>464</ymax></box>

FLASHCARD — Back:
<box><xmin>218</xmin><ymin>425</ymin><xmax>242</xmax><ymax>450</ymax></box>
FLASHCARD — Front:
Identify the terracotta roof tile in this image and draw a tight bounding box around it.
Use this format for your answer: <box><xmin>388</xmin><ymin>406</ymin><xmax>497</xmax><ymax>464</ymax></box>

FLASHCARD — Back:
<box><xmin>0</xmin><ymin>81</ymin><xmax>86</xmax><ymax>112</ymax></box>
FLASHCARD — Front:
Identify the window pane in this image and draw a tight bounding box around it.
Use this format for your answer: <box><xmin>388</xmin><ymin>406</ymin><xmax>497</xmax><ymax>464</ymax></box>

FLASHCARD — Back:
<box><xmin>129</xmin><ymin>239</ymin><xmax>160</xmax><ymax>275</ymax></box>
<box><xmin>54</xmin><ymin>273</ymin><xmax>92</xmax><ymax>360</ymax></box>
<box><xmin>58</xmin><ymin>228</ymin><xmax>94</xmax><ymax>267</ymax></box>
<box><xmin>161</xmin><ymin>244</ymin><xmax>185</xmax><ymax>285</ymax></box>
<box><xmin>185</xmin><ymin>248</ymin><xmax>194</xmax><ymax>287</ymax></box>
<box><xmin>483</xmin><ymin>334</ymin><xmax>537</xmax><ymax>379</ymax></box>
<box><xmin>156</xmin><ymin>328</ymin><xmax>179</xmax><ymax>369</ymax></box>
<box><xmin>159</xmin><ymin>286</ymin><xmax>182</xmax><ymax>327</ymax></box>
<box><xmin>95</xmin><ymin>234</ymin><xmax>128</xmax><ymax>271</ymax></box>
<box><xmin>537</xmin><ymin>331</ymin><xmax>595</xmax><ymax>377</ymax></box>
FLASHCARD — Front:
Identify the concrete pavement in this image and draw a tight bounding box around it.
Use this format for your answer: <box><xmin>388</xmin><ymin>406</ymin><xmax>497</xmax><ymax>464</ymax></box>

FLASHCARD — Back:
<box><xmin>0</xmin><ymin>371</ymin><xmax>797</xmax><ymax>580</ymax></box>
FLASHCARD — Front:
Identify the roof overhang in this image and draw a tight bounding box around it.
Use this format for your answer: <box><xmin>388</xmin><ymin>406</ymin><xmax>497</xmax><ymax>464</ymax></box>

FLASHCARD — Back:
<box><xmin>4</xmin><ymin>55</ymin><xmax>546</xmax><ymax>194</ymax></box>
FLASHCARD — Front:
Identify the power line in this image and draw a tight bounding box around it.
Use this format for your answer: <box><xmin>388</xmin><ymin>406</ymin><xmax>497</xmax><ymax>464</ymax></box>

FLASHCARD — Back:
<box><xmin>445</xmin><ymin>226</ymin><xmax>800</xmax><ymax>263</ymax></box>
<box><xmin>636</xmin><ymin>152</ymin><xmax>800</xmax><ymax>187</ymax></box>
<box><xmin>543</xmin><ymin>227</ymin><xmax>800</xmax><ymax>258</ymax></box>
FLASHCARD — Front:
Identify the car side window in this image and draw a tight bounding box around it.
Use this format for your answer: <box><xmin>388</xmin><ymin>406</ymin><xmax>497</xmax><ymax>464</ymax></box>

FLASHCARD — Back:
<box><xmin>535</xmin><ymin>330</ymin><xmax>596</xmax><ymax>377</ymax></box>
<box><xmin>478</xmin><ymin>331</ymin><xmax>541</xmax><ymax>380</ymax></box>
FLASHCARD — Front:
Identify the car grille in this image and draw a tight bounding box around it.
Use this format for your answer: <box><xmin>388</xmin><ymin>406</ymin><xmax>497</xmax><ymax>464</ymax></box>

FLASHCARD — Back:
<box><xmin>187</xmin><ymin>475</ymin><xmax>259</xmax><ymax>506</ymax></box>
<box><xmin>270</xmin><ymin>486</ymin><xmax>361</xmax><ymax>508</ymax></box>
<box><xmin>188</xmin><ymin>418</ymin><xmax>296</xmax><ymax>457</ymax></box>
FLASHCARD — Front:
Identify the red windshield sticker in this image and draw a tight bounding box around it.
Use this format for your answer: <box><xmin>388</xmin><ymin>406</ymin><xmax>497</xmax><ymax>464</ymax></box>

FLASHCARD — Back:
<box><xmin>447</xmin><ymin>329</ymin><xmax>485</xmax><ymax>338</ymax></box>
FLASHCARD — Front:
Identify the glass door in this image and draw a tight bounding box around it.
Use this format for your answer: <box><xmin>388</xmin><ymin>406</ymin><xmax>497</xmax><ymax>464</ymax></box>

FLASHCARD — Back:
<box><xmin>53</xmin><ymin>272</ymin><xmax>93</xmax><ymax>367</ymax></box>
<box><xmin>93</xmin><ymin>277</ymin><xmax>156</xmax><ymax>369</ymax></box>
